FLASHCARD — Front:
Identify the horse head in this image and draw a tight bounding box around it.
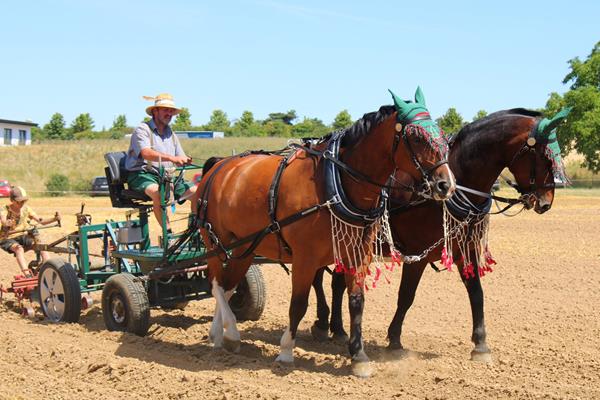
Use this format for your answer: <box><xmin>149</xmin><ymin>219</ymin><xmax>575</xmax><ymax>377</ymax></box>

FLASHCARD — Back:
<box><xmin>508</xmin><ymin>107</ymin><xmax>571</xmax><ymax>214</ymax></box>
<box><xmin>389</xmin><ymin>87</ymin><xmax>455</xmax><ymax>200</ymax></box>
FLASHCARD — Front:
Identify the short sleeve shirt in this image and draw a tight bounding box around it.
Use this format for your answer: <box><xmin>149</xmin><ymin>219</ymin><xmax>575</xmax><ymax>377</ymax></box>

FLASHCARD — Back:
<box><xmin>124</xmin><ymin>118</ymin><xmax>186</xmax><ymax>171</ymax></box>
<box><xmin>1</xmin><ymin>204</ymin><xmax>38</xmax><ymax>239</ymax></box>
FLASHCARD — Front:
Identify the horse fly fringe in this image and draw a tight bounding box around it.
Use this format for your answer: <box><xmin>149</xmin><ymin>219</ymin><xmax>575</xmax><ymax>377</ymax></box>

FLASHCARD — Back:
<box><xmin>329</xmin><ymin>204</ymin><xmax>401</xmax><ymax>290</ymax></box>
<box><xmin>441</xmin><ymin>202</ymin><xmax>497</xmax><ymax>280</ymax></box>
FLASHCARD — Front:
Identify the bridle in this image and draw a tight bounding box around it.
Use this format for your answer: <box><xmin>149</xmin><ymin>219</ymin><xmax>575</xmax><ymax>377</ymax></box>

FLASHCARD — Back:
<box><xmin>388</xmin><ymin>111</ymin><xmax>450</xmax><ymax>199</ymax></box>
<box><xmin>505</xmin><ymin>119</ymin><xmax>555</xmax><ymax>204</ymax></box>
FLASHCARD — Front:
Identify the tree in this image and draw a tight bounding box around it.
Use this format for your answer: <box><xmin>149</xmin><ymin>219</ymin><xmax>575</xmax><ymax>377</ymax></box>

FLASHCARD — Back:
<box><xmin>43</xmin><ymin>113</ymin><xmax>66</xmax><ymax>139</ymax></box>
<box><xmin>472</xmin><ymin>110</ymin><xmax>488</xmax><ymax>122</ymax></box>
<box><xmin>544</xmin><ymin>41</ymin><xmax>600</xmax><ymax>172</ymax></box>
<box><xmin>172</xmin><ymin>107</ymin><xmax>192</xmax><ymax>131</ymax></box>
<box><xmin>436</xmin><ymin>107</ymin><xmax>465</xmax><ymax>135</ymax></box>
<box><xmin>204</xmin><ymin>109</ymin><xmax>230</xmax><ymax>132</ymax></box>
<box><xmin>111</xmin><ymin>114</ymin><xmax>128</xmax><ymax>130</ymax></box>
<box><xmin>262</xmin><ymin>120</ymin><xmax>291</xmax><ymax>137</ymax></box>
<box><xmin>31</xmin><ymin>126</ymin><xmax>46</xmax><ymax>141</ymax></box>
<box><xmin>71</xmin><ymin>113</ymin><xmax>94</xmax><ymax>133</ymax></box>
<box><xmin>231</xmin><ymin>111</ymin><xmax>264</xmax><ymax>136</ymax></box>
<box><xmin>266</xmin><ymin>110</ymin><xmax>297</xmax><ymax>125</ymax></box>
<box><xmin>291</xmin><ymin>117</ymin><xmax>329</xmax><ymax>137</ymax></box>
<box><xmin>332</xmin><ymin>110</ymin><xmax>353</xmax><ymax>130</ymax></box>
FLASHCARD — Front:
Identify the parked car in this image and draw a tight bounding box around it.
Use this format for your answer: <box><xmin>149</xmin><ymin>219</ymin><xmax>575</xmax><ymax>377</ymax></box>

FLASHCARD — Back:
<box><xmin>90</xmin><ymin>176</ymin><xmax>109</xmax><ymax>196</ymax></box>
<box><xmin>0</xmin><ymin>180</ymin><xmax>11</xmax><ymax>197</ymax></box>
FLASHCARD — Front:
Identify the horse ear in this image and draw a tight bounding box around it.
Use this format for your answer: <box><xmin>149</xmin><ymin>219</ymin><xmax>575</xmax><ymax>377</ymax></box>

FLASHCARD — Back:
<box><xmin>541</xmin><ymin>107</ymin><xmax>573</xmax><ymax>136</ymax></box>
<box><xmin>414</xmin><ymin>86</ymin><xmax>426</xmax><ymax>107</ymax></box>
<box><xmin>388</xmin><ymin>89</ymin><xmax>410</xmax><ymax>114</ymax></box>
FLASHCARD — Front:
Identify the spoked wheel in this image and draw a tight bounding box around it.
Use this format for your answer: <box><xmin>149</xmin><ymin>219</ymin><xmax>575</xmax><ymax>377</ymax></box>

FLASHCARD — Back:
<box><xmin>229</xmin><ymin>264</ymin><xmax>266</xmax><ymax>321</ymax></box>
<box><xmin>101</xmin><ymin>273</ymin><xmax>150</xmax><ymax>336</ymax></box>
<box><xmin>37</xmin><ymin>258</ymin><xmax>82</xmax><ymax>323</ymax></box>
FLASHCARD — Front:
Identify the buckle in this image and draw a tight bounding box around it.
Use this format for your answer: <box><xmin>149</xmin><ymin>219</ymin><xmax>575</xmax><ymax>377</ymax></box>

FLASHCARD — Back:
<box><xmin>269</xmin><ymin>221</ymin><xmax>281</xmax><ymax>233</ymax></box>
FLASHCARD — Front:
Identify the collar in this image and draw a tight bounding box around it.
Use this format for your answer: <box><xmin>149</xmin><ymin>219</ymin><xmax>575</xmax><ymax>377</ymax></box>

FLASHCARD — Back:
<box><xmin>146</xmin><ymin>118</ymin><xmax>172</xmax><ymax>137</ymax></box>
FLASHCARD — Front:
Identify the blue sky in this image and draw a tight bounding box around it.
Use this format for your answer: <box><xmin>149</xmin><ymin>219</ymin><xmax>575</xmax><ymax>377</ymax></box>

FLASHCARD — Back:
<box><xmin>2</xmin><ymin>0</ymin><xmax>598</xmax><ymax>129</ymax></box>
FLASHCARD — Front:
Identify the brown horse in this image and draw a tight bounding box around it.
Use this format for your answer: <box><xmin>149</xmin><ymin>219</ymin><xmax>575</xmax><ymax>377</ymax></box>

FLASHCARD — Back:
<box><xmin>311</xmin><ymin>107</ymin><xmax>572</xmax><ymax>362</ymax></box>
<box><xmin>195</xmin><ymin>88</ymin><xmax>455</xmax><ymax>377</ymax></box>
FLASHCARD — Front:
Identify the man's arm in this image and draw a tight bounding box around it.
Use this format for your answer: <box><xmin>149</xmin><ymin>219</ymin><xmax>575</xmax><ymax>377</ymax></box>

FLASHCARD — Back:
<box><xmin>139</xmin><ymin>148</ymin><xmax>191</xmax><ymax>166</ymax></box>
<box><xmin>28</xmin><ymin>208</ymin><xmax>60</xmax><ymax>226</ymax></box>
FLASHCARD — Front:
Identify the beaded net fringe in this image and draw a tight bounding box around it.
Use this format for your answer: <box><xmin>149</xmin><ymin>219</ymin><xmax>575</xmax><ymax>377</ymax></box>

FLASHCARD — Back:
<box><xmin>441</xmin><ymin>202</ymin><xmax>496</xmax><ymax>279</ymax></box>
<box><xmin>330</xmin><ymin>205</ymin><xmax>402</xmax><ymax>290</ymax></box>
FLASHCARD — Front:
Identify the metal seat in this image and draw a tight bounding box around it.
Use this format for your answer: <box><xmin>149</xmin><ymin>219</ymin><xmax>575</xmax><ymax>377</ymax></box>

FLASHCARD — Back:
<box><xmin>104</xmin><ymin>152</ymin><xmax>151</xmax><ymax>208</ymax></box>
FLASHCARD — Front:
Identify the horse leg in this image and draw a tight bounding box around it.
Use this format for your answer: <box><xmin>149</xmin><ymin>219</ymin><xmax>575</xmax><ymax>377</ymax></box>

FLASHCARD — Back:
<box><xmin>330</xmin><ymin>270</ymin><xmax>348</xmax><ymax>342</ymax></box>
<box><xmin>387</xmin><ymin>260</ymin><xmax>427</xmax><ymax>351</ymax></box>
<box><xmin>310</xmin><ymin>267</ymin><xmax>330</xmax><ymax>342</ymax></box>
<box><xmin>458</xmin><ymin>255</ymin><xmax>491</xmax><ymax>362</ymax></box>
<box><xmin>346</xmin><ymin>274</ymin><xmax>373</xmax><ymax>378</ymax></box>
<box><xmin>217</xmin><ymin>254</ymin><xmax>254</xmax><ymax>353</ymax></box>
<box><xmin>276</xmin><ymin>262</ymin><xmax>316</xmax><ymax>365</ymax></box>
<box><xmin>207</xmin><ymin>257</ymin><xmax>227</xmax><ymax>349</ymax></box>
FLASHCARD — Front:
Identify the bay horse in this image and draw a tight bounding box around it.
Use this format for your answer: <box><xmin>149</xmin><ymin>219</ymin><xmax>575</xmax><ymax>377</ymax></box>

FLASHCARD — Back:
<box><xmin>195</xmin><ymin>88</ymin><xmax>455</xmax><ymax>377</ymax></box>
<box><xmin>311</xmin><ymin>107</ymin><xmax>572</xmax><ymax>362</ymax></box>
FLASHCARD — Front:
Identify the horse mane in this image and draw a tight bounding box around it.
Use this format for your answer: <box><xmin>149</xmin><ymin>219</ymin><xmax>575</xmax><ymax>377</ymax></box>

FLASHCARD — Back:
<box><xmin>453</xmin><ymin>108</ymin><xmax>542</xmax><ymax>145</ymax></box>
<box><xmin>318</xmin><ymin>105</ymin><xmax>396</xmax><ymax>148</ymax></box>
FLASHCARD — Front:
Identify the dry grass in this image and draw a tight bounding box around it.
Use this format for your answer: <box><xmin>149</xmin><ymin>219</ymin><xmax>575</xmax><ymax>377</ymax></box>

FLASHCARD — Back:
<box><xmin>0</xmin><ymin>137</ymin><xmax>289</xmax><ymax>194</ymax></box>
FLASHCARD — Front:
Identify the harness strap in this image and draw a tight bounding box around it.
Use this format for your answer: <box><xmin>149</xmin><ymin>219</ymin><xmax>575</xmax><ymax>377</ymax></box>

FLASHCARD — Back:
<box><xmin>267</xmin><ymin>151</ymin><xmax>296</xmax><ymax>258</ymax></box>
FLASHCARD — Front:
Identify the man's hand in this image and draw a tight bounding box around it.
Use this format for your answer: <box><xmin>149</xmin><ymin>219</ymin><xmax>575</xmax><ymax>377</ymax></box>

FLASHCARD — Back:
<box><xmin>170</xmin><ymin>155</ymin><xmax>192</xmax><ymax>166</ymax></box>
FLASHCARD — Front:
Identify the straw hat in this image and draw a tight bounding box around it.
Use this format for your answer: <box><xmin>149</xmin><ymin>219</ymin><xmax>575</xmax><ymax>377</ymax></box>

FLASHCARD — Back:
<box><xmin>10</xmin><ymin>186</ymin><xmax>28</xmax><ymax>202</ymax></box>
<box><xmin>143</xmin><ymin>93</ymin><xmax>182</xmax><ymax>116</ymax></box>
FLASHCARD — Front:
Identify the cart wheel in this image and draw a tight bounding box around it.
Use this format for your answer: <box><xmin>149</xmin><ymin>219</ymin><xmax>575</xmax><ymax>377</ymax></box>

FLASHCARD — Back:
<box><xmin>101</xmin><ymin>273</ymin><xmax>150</xmax><ymax>336</ymax></box>
<box><xmin>38</xmin><ymin>258</ymin><xmax>81</xmax><ymax>323</ymax></box>
<box><xmin>229</xmin><ymin>264</ymin><xmax>266</xmax><ymax>321</ymax></box>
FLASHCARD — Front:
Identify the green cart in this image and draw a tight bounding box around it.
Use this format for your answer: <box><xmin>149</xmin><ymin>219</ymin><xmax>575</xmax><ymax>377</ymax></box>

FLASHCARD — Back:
<box><xmin>33</xmin><ymin>152</ymin><xmax>266</xmax><ymax>336</ymax></box>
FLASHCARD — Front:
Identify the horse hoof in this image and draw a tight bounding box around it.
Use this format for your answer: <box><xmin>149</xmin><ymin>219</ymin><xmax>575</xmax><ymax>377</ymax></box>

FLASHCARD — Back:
<box><xmin>310</xmin><ymin>323</ymin><xmax>329</xmax><ymax>342</ymax></box>
<box><xmin>351</xmin><ymin>361</ymin><xmax>374</xmax><ymax>378</ymax></box>
<box><xmin>331</xmin><ymin>332</ymin><xmax>349</xmax><ymax>344</ymax></box>
<box><xmin>275</xmin><ymin>353</ymin><xmax>294</xmax><ymax>365</ymax></box>
<box><xmin>471</xmin><ymin>350</ymin><xmax>493</xmax><ymax>363</ymax></box>
<box><xmin>223</xmin><ymin>337</ymin><xmax>241</xmax><ymax>353</ymax></box>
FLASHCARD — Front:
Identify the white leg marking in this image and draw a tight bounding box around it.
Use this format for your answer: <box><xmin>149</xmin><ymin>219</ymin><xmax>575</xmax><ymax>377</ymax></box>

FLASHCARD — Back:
<box><xmin>211</xmin><ymin>278</ymin><xmax>240</xmax><ymax>343</ymax></box>
<box><xmin>275</xmin><ymin>326</ymin><xmax>295</xmax><ymax>364</ymax></box>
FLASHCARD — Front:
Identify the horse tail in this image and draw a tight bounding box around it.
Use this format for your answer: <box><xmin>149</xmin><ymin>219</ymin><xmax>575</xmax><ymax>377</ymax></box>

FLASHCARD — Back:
<box><xmin>203</xmin><ymin>156</ymin><xmax>225</xmax><ymax>175</ymax></box>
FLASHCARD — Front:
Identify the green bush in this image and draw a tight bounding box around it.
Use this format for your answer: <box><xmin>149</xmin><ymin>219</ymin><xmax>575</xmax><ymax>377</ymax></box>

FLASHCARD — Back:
<box><xmin>46</xmin><ymin>174</ymin><xmax>70</xmax><ymax>196</ymax></box>
<box><xmin>70</xmin><ymin>177</ymin><xmax>92</xmax><ymax>195</ymax></box>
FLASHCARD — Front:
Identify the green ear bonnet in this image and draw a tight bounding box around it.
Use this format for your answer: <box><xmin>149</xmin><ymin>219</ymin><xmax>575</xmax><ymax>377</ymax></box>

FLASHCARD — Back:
<box><xmin>535</xmin><ymin>107</ymin><xmax>572</xmax><ymax>183</ymax></box>
<box><xmin>388</xmin><ymin>87</ymin><xmax>448</xmax><ymax>157</ymax></box>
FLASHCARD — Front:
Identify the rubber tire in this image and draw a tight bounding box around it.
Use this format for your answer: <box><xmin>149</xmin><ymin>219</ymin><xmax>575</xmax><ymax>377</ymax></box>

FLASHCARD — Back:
<box><xmin>37</xmin><ymin>258</ymin><xmax>81</xmax><ymax>323</ymax></box>
<box><xmin>229</xmin><ymin>264</ymin><xmax>266</xmax><ymax>321</ymax></box>
<box><xmin>102</xmin><ymin>273</ymin><xmax>150</xmax><ymax>336</ymax></box>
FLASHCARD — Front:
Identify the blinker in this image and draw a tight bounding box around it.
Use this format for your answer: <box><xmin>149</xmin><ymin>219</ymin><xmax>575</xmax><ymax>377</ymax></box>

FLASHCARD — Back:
<box><xmin>526</xmin><ymin>137</ymin><xmax>536</xmax><ymax>147</ymax></box>
<box><xmin>395</xmin><ymin>123</ymin><xmax>403</xmax><ymax>132</ymax></box>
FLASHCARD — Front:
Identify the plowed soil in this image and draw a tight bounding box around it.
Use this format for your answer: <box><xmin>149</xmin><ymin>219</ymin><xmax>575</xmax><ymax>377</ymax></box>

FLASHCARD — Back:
<box><xmin>1</xmin><ymin>193</ymin><xmax>598</xmax><ymax>400</ymax></box>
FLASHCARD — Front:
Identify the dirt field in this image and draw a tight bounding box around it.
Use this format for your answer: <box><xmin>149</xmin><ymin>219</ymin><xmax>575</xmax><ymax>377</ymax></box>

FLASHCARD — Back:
<box><xmin>0</xmin><ymin>193</ymin><xmax>598</xmax><ymax>400</ymax></box>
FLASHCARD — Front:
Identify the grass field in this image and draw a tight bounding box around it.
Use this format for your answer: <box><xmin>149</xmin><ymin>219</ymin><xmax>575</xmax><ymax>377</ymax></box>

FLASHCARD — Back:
<box><xmin>1</xmin><ymin>137</ymin><xmax>598</xmax><ymax>195</ymax></box>
<box><xmin>0</xmin><ymin>137</ymin><xmax>290</xmax><ymax>194</ymax></box>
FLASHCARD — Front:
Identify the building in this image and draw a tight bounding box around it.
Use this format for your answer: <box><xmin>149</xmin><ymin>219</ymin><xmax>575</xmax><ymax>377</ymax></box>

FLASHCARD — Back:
<box><xmin>0</xmin><ymin>119</ymin><xmax>37</xmax><ymax>146</ymax></box>
<box><xmin>175</xmin><ymin>131</ymin><xmax>224</xmax><ymax>139</ymax></box>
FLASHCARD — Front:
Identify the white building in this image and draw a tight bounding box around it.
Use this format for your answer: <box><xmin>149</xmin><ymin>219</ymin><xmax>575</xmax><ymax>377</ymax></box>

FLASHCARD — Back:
<box><xmin>0</xmin><ymin>119</ymin><xmax>37</xmax><ymax>146</ymax></box>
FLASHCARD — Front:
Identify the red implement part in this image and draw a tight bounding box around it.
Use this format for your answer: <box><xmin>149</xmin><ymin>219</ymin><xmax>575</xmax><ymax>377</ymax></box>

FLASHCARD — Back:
<box><xmin>2</xmin><ymin>274</ymin><xmax>39</xmax><ymax>315</ymax></box>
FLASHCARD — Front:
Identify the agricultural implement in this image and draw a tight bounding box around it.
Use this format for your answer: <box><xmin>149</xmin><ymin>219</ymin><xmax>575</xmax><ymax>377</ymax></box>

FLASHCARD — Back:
<box><xmin>1</xmin><ymin>152</ymin><xmax>266</xmax><ymax>336</ymax></box>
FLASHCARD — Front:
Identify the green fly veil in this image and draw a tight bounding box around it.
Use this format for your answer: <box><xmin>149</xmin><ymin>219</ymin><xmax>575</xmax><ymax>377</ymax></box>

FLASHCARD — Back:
<box><xmin>388</xmin><ymin>87</ymin><xmax>449</xmax><ymax>157</ymax></box>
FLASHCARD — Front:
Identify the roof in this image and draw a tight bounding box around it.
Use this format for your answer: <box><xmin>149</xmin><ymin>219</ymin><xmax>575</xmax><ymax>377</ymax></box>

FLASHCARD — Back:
<box><xmin>0</xmin><ymin>119</ymin><xmax>38</xmax><ymax>127</ymax></box>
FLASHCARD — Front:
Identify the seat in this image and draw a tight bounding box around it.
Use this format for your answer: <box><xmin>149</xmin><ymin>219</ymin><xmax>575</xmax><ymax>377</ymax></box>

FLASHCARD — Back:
<box><xmin>104</xmin><ymin>152</ymin><xmax>152</xmax><ymax>208</ymax></box>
